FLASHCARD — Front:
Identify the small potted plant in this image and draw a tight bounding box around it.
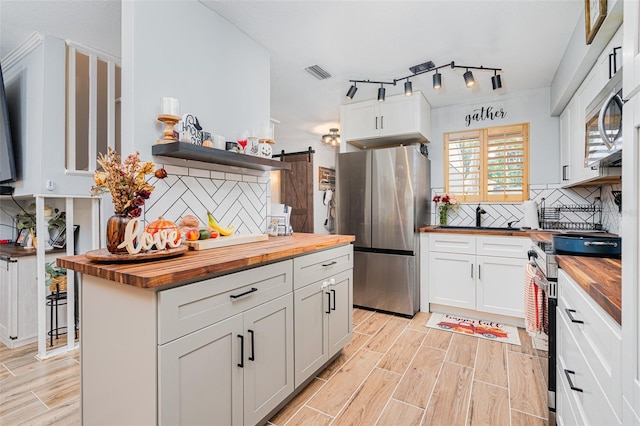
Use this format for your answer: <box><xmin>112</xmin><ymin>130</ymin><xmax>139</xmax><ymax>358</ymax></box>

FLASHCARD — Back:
<box><xmin>45</xmin><ymin>261</ymin><xmax>67</xmax><ymax>293</ymax></box>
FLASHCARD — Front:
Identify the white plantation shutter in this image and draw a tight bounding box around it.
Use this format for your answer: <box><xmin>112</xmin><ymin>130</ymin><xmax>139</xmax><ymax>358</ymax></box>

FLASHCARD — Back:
<box><xmin>445</xmin><ymin>130</ymin><xmax>481</xmax><ymax>202</ymax></box>
<box><xmin>445</xmin><ymin>123</ymin><xmax>529</xmax><ymax>203</ymax></box>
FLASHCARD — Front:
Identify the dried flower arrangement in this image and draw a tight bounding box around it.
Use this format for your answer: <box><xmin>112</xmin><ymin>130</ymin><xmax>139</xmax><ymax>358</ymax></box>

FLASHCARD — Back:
<box><xmin>91</xmin><ymin>148</ymin><xmax>167</xmax><ymax>218</ymax></box>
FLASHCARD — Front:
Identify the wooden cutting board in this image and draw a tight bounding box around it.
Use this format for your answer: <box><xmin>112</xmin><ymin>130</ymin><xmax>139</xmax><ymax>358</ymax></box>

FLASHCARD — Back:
<box><xmin>182</xmin><ymin>233</ymin><xmax>268</xmax><ymax>250</ymax></box>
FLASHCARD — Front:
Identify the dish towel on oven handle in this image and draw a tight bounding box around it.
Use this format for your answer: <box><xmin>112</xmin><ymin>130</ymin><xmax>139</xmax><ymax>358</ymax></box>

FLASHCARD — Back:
<box><xmin>524</xmin><ymin>263</ymin><xmax>545</xmax><ymax>335</ymax></box>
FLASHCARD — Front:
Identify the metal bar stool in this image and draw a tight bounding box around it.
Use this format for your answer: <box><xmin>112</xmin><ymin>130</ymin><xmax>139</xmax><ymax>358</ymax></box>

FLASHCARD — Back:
<box><xmin>46</xmin><ymin>289</ymin><xmax>68</xmax><ymax>346</ymax></box>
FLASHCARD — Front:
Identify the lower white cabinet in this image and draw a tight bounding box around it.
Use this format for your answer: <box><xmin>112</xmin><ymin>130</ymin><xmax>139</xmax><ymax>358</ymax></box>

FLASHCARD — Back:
<box><xmin>428</xmin><ymin>234</ymin><xmax>529</xmax><ymax>318</ymax></box>
<box><xmin>294</xmin><ymin>269</ymin><xmax>352</xmax><ymax>387</ymax></box>
<box><xmin>0</xmin><ymin>253</ymin><xmax>58</xmax><ymax>348</ymax></box>
<box><xmin>556</xmin><ymin>269</ymin><xmax>622</xmax><ymax>425</ymax></box>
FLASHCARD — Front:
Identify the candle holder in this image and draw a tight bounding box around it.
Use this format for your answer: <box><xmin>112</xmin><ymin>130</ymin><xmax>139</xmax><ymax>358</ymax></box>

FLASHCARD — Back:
<box><xmin>156</xmin><ymin>114</ymin><xmax>181</xmax><ymax>144</ymax></box>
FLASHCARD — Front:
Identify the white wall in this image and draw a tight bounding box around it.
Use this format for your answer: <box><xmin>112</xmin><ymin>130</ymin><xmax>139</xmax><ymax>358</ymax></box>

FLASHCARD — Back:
<box><xmin>430</xmin><ymin>87</ymin><xmax>559</xmax><ymax>189</ymax></box>
<box><xmin>121</xmin><ymin>1</ymin><xmax>270</xmax><ymax>157</ymax></box>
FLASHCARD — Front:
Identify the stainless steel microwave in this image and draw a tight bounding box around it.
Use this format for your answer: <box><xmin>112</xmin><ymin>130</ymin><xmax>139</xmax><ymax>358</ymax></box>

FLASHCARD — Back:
<box><xmin>585</xmin><ymin>72</ymin><xmax>623</xmax><ymax>167</ymax></box>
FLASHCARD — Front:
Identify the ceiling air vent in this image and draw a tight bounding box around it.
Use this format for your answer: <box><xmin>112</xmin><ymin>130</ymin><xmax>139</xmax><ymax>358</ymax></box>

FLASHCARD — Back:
<box><xmin>305</xmin><ymin>65</ymin><xmax>332</xmax><ymax>80</ymax></box>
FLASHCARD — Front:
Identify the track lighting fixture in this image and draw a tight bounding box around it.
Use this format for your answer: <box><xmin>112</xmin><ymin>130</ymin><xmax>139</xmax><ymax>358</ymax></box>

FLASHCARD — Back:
<box><xmin>463</xmin><ymin>69</ymin><xmax>475</xmax><ymax>87</ymax></box>
<box><xmin>321</xmin><ymin>128</ymin><xmax>340</xmax><ymax>147</ymax></box>
<box><xmin>346</xmin><ymin>60</ymin><xmax>503</xmax><ymax>100</ymax></box>
<box><xmin>346</xmin><ymin>84</ymin><xmax>358</xmax><ymax>100</ymax></box>
<box><xmin>433</xmin><ymin>71</ymin><xmax>442</xmax><ymax>90</ymax></box>
<box><xmin>404</xmin><ymin>79</ymin><xmax>413</xmax><ymax>96</ymax></box>
<box><xmin>377</xmin><ymin>85</ymin><xmax>386</xmax><ymax>102</ymax></box>
<box><xmin>491</xmin><ymin>71</ymin><xmax>502</xmax><ymax>90</ymax></box>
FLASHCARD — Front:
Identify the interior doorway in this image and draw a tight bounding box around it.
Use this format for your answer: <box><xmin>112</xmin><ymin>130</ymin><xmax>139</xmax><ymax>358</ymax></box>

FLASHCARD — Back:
<box><xmin>279</xmin><ymin>151</ymin><xmax>314</xmax><ymax>233</ymax></box>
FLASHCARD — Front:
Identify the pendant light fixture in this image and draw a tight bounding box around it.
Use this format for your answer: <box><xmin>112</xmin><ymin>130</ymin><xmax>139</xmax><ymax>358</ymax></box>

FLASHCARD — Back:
<box><xmin>463</xmin><ymin>69</ymin><xmax>476</xmax><ymax>87</ymax></box>
<box><xmin>491</xmin><ymin>71</ymin><xmax>503</xmax><ymax>90</ymax></box>
<box><xmin>346</xmin><ymin>83</ymin><xmax>358</xmax><ymax>100</ymax></box>
<box><xmin>404</xmin><ymin>79</ymin><xmax>413</xmax><ymax>96</ymax></box>
<box><xmin>321</xmin><ymin>128</ymin><xmax>340</xmax><ymax>147</ymax></box>
<box><xmin>346</xmin><ymin>60</ymin><xmax>502</xmax><ymax>100</ymax></box>
<box><xmin>377</xmin><ymin>85</ymin><xmax>386</xmax><ymax>102</ymax></box>
<box><xmin>433</xmin><ymin>71</ymin><xmax>442</xmax><ymax>90</ymax></box>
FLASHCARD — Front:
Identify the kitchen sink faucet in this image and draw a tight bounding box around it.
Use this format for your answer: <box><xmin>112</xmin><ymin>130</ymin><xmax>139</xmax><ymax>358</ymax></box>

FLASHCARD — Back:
<box><xmin>476</xmin><ymin>204</ymin><xmax>486</xmax><ymax>227</ymax></box>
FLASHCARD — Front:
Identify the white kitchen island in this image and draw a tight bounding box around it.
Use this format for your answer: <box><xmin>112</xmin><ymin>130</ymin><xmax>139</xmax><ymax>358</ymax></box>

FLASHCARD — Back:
<box><xmin>59</xmin><ymin>234</ymin><xmax>354</xmax><ymax>425</ymax></box>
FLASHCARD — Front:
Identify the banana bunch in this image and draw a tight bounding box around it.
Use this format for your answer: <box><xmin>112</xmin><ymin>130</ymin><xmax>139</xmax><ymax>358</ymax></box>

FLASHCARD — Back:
<box><xmin>207</xmin><ymin>211</ymin><xmax>235</xmax><ymax>236</ymax></box>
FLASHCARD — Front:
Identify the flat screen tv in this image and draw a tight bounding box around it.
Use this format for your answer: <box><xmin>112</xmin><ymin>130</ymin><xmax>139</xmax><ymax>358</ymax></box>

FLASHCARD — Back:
<box><xmin>0</xmin><ymin>65</ymin><xmax>17</xmax><ymax>194</ymax></box>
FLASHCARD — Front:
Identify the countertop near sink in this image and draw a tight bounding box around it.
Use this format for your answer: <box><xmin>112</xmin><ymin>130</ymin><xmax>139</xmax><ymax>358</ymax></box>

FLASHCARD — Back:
<box><xmin>58</xmin><ymin>233</ymin><xmax>355</xmax><ymax>289</ymax></box>
<box><xmin>556</xmin><ymin>255</ymin><xmax>622</xmax><ymax>325</ymax></box>
<box><xmin>420</xmin><ymin>225</ymin><xmax>532</xmax><ymax>237</ymax></box>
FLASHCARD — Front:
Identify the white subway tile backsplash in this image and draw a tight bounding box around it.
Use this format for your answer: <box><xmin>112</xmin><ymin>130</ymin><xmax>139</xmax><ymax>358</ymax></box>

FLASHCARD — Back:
<box><xmin>145</xmin><ymin>168</ymin><xmax>269</xmax><ymax>233</ymax></box>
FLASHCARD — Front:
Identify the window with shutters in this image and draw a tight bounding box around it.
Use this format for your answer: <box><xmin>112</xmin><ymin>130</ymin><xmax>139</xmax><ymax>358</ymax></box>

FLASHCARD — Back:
<box><xmin>444</xmin><ymin>123</ymin><xmax>529</xmax><ymax>203</ymax></box>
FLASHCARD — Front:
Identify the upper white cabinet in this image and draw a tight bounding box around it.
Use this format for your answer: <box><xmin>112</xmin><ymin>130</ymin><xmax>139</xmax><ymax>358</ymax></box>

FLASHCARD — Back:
<box><xmin>340</xmin><ymin>91</ymin><xmax>431</xmax><ymax>148</ymax></box>
<box><xmin>559</xmin><ymin>25</ymin><xmax>623</xmax><ymax>188</ymax></box>
<box><xmin>624</xmin><ymin>1</ymin><xmax>640</xmax><ymax>99</ymax></box>
<box><xmin>427</xmin><ymin>233</ymin><xmax>529</xmax><ymax>319</ymax></box>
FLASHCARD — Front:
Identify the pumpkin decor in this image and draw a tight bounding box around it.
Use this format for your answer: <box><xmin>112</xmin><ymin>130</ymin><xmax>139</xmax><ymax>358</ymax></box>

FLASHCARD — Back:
<box><xmin>145</xmin><ymin>217</ymin><xmax>180</xmax><ymax>244</ymax></box>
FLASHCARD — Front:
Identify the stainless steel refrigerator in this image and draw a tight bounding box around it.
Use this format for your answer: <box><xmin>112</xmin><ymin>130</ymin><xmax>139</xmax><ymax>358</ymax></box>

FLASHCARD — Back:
<box><xmin>336</xmin><ymin>145</ymin><xmax>430</xmax><ymax>317</ymax></box>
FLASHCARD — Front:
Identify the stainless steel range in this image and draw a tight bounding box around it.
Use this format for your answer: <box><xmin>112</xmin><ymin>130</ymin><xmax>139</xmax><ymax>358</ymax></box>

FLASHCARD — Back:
<box><xmin>527</xmin><ymin>240</ymin><xmax>558</xmax><ymax>424</ymax></box>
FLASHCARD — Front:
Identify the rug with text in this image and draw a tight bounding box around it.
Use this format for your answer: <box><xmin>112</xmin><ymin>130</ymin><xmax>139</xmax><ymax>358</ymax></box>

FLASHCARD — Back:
<box><xmin>426</xmin><ymin>312</ymin><xmax>521</xmax><ymax>346</ymax></box>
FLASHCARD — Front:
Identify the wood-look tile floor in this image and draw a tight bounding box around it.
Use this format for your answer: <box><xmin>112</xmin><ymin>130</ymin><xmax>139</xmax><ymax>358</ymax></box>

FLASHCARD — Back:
<box><xmin>269</xmin><ymin>309</ymin><xmax>549</xmax><ymax>426</ymax></box>
<box><xmin>0</xmin><ymin>309</ymin><xmax>548</xmax><ymax>426</ymax></box>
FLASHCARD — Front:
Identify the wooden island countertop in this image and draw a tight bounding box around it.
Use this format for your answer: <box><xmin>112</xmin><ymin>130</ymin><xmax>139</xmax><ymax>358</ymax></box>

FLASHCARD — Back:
<box><xmin>58</xmin><ymin>233</ymin><xmax>354</xmax><ymax>289</ymax></box>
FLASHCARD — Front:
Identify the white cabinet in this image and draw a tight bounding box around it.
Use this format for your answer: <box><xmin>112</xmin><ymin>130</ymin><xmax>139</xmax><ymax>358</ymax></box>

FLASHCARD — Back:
<box><xmin>293</xmin><ymin>245</ymin><xmax>353</xmax><ymax>387</ymax></box>
<box><xmin>427</xmin><ymin>233</ymin><xmax>529</xmax><ymax>319</ymax></box>
<box><xmin>621</xmin><ymin>75</ymin><xmax>640</xmax><ymax>420</ymax></box>
<box><xmin>556</xmin><ymin>269</ymin><xmax>622</xmax><ymax>425</ymax></box>
<box><xmin>559</xmin><ymin>99</ymin><xmax>574</xmax><ymax>183</ymax></box>
<box><xmin>158</xmin><ymin>261</ymin><xmax>294</xmax><ymax>426</ymax></box>
<box><xmin>0</xmin><ymin>252</ymin><xmax>58</xmax><ymax>348</ymax></box>
<box><xmin>624</xmin><ymin>1</ymin><xmax>640</xmax><ymax>99</ymax></box>
<box><xmin>340</xmin><ymin>91</ymin><xmax>431</xmax><ymax>147</ymax></box>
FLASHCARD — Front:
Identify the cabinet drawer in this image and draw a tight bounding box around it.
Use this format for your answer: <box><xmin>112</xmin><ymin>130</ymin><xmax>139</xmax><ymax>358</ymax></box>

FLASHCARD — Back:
<box><xmin>429</xmin><ymin>234</ymin><xmax>475</xmax><ymax>254</ymax></box>
<box><xmin>475</xmin><ymin>236</ymin><xmax>530</xmax><ymax>259</ymax></box>
<box><xmin>158</xmin><ymin>260</ymin><xmax>293</xmax><ymax>344</ymax></box>
<box><xmin>293</xmin><ymin>244</ymin><xmax>353</xmax><ymax>290</ymax></box>
<box><xmin>557</xmin><ymin>310</ymin><xmax>620</xmax><ymax>425</ymax></box>
<box><xmin>558</xmin><ymin>269</ymin><xmax>622</xmax><ymax>417</ymax></box>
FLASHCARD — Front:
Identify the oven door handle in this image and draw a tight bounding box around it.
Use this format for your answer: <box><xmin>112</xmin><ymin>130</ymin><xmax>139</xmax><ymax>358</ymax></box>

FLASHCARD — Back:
<box><xmin>528</xmin><ymin>262</ymin><xmax>550</xmax><ymax>292</ymax></box>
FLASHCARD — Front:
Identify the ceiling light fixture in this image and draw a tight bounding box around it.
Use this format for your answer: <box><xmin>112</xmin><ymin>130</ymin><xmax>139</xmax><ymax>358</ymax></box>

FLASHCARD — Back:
<box><xmin>491</xmin><ymin>71</ymin><xmax>503</xmax><ymax>90</ymax></box>
<box><xmin>346</xmin><ymin>83</ymin><xmax>358</xmax><ymax>99</ymax></box>
<box><xmin>377</xmin><ymin>85</ymin><xmax>386</xmax><ymax>102</ymax></box>
<box><xmin>433</xmin><ymin>71</ymin><xmax>442</xmax><ymax>90</ymax></box>
<box><xmin>346</xmin><ymin>60</ymin><xmax>502</xmax><ymax>100</ymax></box>
<box><xmin>321</xmin><ymin>128</ymin><xmax>340</xmax><ymax>147</ymax></box>
<box><xmin>463</xmin><ymin>69</ymin><xmax>475</xmax><ymax>87</ymax></box>
<box><xmin>404</xmin><ymin>79</ymin><xmax>413</xmax><ymax>96</ymax></box>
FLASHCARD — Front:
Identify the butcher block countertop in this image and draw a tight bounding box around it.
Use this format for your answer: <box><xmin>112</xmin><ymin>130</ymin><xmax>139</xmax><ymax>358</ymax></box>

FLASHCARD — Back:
<box><xmin>556</xmin><ymin>255</ymin><xmax>622</xmax><ymax>325</ymax></box>
<box><xmin>58</xmin><ymin>233</ymin><xmax>355</xmax><ymax>289</ymax></box>
<box><xmin>0</xmin><ymin>245</ymin><xmax>66</xmax><ymax>258</ymax></box>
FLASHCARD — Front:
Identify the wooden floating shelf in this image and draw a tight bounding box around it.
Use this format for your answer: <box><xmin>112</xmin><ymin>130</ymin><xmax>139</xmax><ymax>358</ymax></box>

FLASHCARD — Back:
<box><xmin>152</xmin><ymin>142</ymin><xmax>291</xmax><ymax>171</ymax></box>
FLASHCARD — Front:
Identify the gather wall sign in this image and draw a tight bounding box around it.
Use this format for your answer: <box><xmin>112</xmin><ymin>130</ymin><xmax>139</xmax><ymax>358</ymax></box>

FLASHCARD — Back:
<box><xmin>464</xmin><ymin>105</ymin><xmax>507</xmax><ymax>127</ymax></box>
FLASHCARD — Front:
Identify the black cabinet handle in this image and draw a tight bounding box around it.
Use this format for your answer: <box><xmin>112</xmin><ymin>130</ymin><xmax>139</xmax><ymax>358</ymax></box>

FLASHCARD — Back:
<box><xmin>248</xmin><ymin>329</ymin><xmax>255</xmax><ymax>361</ymax></box>
<box><xmin>237</xmin><ymin>334</ymin><xmax>244</xmax><ymax>368</ymax></box>
<box><xmin>562</xmin><ymin>165</ymin><xmax>569</xmax><ymax>181</ymax></box>
<box><xmin>478</xmin><ymin>265</ymin><xmax>481</xmax><ymax>280</ymax></box>
<box><xmin>375</xmin><ymin>116</ymin><xmax>378</xmax><ymax>130</ymax></box>
<box><xmin>326</xmin><ymin>292</ymin><xmax>331</xmax><ymax>314</ymax></box>
<box><xmin>230</xmin><ymin>287</ymin><xmax>257</xmax><ymax>299</ymax></box>
<box><xmin>564</xmin><ymin>369</ymin><xmax>583</xmax><ymax>393</ymax></box>
<box><xmin>564</xmin><ymin>308</ymin><xmax>584</xmax><ymax>324</ymax></box>
<box><xmin>331</xmin><ymin>289</ymin><xmax>336</xmax><ymax>311</ymax></box>
<box><xmin>322</xmin><ymin>261</ymin><xmax>337</xmax><ymax>267</ymax></box>
<box><xmin>471</xmin><ymin>264</ymin><xmax>474</xmax><ymax>278</ymax></box>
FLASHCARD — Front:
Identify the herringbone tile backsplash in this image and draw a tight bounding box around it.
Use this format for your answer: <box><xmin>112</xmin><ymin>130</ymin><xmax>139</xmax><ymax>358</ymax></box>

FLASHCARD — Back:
<box><xmin>432</xmin><ymin>184</ymin><xmax>622</xmax><ymax>235</ymax></box>
<box><xmin>142</xmin><ymin>164</ymin><xmax>270</xmax><ymax>234</ymax></box>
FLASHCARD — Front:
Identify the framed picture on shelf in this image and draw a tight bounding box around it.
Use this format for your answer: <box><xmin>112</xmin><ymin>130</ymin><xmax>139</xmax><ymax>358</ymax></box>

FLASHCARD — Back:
<box><xmin>16</xmin><ymin>228</ymin><xmax>28</xmax><ymax>245</ymax></box>
<box><xmin>50</xmin><ymin>225</ymin><xmax>79</xmax><ymax>249</ymax></box>
<box><xmin>585</xmin><ymin>0</ymin><xmax>607</xmax><ymax>44</ymax></box>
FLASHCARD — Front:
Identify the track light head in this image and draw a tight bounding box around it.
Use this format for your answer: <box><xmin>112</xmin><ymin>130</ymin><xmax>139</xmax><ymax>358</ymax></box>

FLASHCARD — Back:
<box><xmin>377</xmin><ymin>85</ymin><xmax>386</xmax><ymax>102</ymax></box>
<box><xmin>491</xmin><ymin>73</ymin><xmax>502</xmax><ymax>90</ymax></box>
<box><xmin>464</xmin><ymin>69</ymin><xmax>475</xmax><ymax>87</ymax></box>
<box><xmin>433</xmin><ymin>72</ymin><xmax>442</xmax><ymax>90</ymax></box>
<box><xmin>346</xmin><ymin>84</ymin><xmax>358</xmax><ymax>100</ymax></box>
<box><xmin>404</xmin><ymin>80</ymin><xmax>413</xmax><ymax>96</ymax></box>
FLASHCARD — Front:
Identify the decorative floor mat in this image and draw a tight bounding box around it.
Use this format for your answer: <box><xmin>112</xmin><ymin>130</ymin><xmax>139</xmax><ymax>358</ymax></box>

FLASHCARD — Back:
<box><xmin>426</xmin><ymin>312</ymin><xmax>521</xmax><ymax>346</ymax></box>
